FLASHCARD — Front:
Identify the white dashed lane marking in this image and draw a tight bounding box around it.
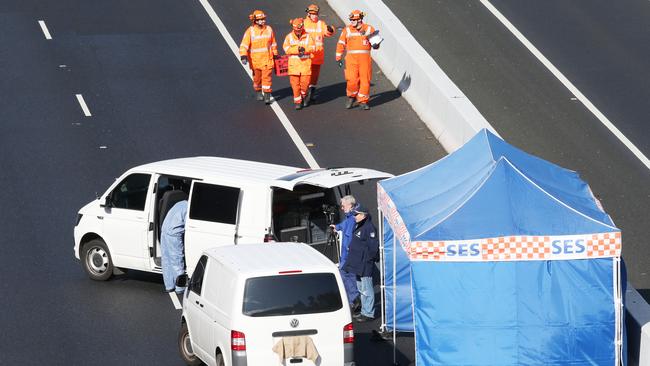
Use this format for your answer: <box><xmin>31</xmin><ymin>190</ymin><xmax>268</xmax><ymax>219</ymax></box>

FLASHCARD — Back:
<box><xmin>38</xmin><ymin>20</ymin><xmax>52</xmax><ymax>40</ymax></box>
<box><xmin>169</xmin><ymin>292</ymin><xmax>182</xmax><ymax>310</ymax></box>
<box><xmin>75</xmin><ymin>94</ymin><xmax>92</xmax><ymax>117</ymax></box>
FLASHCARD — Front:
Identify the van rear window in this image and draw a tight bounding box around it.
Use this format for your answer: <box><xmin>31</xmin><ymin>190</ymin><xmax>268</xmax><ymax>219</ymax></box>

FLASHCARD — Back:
<box><xmin>243</xmin><ymin>273</ymin><xmax>342</xmax><ymax>317</ymax></box>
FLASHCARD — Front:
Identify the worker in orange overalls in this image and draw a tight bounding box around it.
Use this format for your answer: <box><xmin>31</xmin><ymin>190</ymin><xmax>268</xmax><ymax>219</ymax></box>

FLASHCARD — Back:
<box><xmin>303</xmin><ymin>4</ymin><xmax>334</xmax><ymax>103</ymax></box>
<box><xmin>239</xmin><ymin>10</ymin><xmax>278</xmax><ymax>105</ymax></box>
<box><xmin>335</xmin><ymin>10</ymin><xmax>380</xmax><ymax>110</ymax></box>
<box><xmin>283</xmin><ymin>18</ymin><xmax>316</xmax><ymax>110</ymax></box>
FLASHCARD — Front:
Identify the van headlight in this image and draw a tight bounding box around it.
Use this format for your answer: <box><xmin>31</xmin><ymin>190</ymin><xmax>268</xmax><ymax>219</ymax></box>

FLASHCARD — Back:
<box><xmin>75</xmin><ymin>213</ymin><xmax>83</xmax><ymax>226</ymax></box>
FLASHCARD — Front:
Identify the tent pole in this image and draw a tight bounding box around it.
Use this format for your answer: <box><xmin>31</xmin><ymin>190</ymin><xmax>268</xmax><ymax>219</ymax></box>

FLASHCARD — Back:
<box><xmin>393</xmin><ymin>235</ymin><xmax>397</xmax><ymax>365</ymax></box>
<box><xmin>379</xmin><ymin>209</ymin><xmax>386</xmax><ymax>331</ymax></box>
<box><xmin>613</xmin><ymin>256</ymin><xmax>622</xmax><ymax>366</ymax></box>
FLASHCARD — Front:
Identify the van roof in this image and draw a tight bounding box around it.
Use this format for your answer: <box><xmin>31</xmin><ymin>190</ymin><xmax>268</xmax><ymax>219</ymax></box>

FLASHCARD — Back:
<box><xmin>205</xmin><ymin>243</ymin><xmax>337</xmax><ymax>276</ymax></box>
<box><xmin>133</xmin><ymin>157</ymin><xmax>301</xmax><ymax>185</ymax></box>
<box><xmin>131</xmin><ymin>157</ymin><xmax>393</xmax><ymax>190</ymax></box>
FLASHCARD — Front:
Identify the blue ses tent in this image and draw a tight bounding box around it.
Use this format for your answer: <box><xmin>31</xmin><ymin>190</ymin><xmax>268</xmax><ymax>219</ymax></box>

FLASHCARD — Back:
<box><xmin>377</xmin><ymin>129</ymin><xmax>623</xmax><ymax>365</ymax></box>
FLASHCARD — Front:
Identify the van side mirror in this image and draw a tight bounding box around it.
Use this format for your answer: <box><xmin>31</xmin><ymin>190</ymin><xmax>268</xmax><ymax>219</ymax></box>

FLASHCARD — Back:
<box><xmin>100</xmin><ymin>195</ymin><xmax>113</xmax><ymax>208</ymax></box>
<box><xmin>175</xmin><ymin>274</ymin><xmax>188</xmax><ymax>288</ymax></box>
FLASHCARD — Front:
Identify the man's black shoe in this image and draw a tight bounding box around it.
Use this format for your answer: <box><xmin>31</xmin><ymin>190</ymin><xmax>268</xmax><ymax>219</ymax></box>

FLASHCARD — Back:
<box><xmin>264</xmin><ymin>93</ymin><xmax>272</xmax><ymax>104</ymax></box>
<box><xmin>302</xmin><ymin>97</ymin><xmax>309</xmax><ymax>108</ymax></box>
<box><xmin>295</xmin><ymin>104</ymin><xmax>302</xmax><ymax>110</ymax></box>
<box><xmin>361</xmin><ymin>103</ymin><xmax>370</xmax><ymax>110</ymax></box>
<box><xmin>354</xmin><ymin>314</ymin><xmax>375</xmax><ymax>323</ymax></box>
<box><xmin>351</xmin><ymin>297</ymin><xmax>361</xmax><ymax>313</ymax></box>
<box><xmin>164</xmin><ymin>288</ymin><xmax>175</xmax><ymax>293</ymax></box>
<box><xmin>345</xmin><ymin>97</ymin><xmax>355</xmax><ymax>109</ymax></box>
<box><xmin>308</xmin><ymin>86</ymin><xmax>317</xmax><ymax>102</ymax></box>
<box><xmin>256</xmin><ymin>92</ymin><xmax>264</xmax><ymax>101</ymax></box>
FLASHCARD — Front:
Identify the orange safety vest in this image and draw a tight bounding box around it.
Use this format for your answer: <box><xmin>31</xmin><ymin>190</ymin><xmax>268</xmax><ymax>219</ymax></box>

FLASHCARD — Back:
<box><xmin>239</xmin><ymin>25</ymin><xmax>278</xmax><ymax>69</ymax></box>
<box><xmin>335</xmin><ymin>23</ymin><xmax>375</xmax><ymax>61</ymax></box>
<box><xmin>283</xmin><ymin>32</ymin><xmax>316</xmax><ymax>75</ymax></box>
<box><xmin>303</xmin><ymin>17</ymin><xmax>333</xmax><ymax>65</ymax></box>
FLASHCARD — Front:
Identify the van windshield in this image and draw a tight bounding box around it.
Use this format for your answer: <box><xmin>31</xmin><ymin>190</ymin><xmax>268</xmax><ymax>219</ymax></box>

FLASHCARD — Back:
<box><xmin>243</xmin><ymin>273</ymin><xmax>343</xmax><ymax>317</ymax></box>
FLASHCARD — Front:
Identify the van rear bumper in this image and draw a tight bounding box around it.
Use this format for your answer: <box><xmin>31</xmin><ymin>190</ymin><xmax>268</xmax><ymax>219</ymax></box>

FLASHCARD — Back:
<box><xmin>344</xmin><ymin>343</ymin><xmax>354</xmax><ymax>364</ymax></box>
<box><xmin>231</xmin><ymin>350</ymin><xmax>247</xmax><ymax>366</ymax></box>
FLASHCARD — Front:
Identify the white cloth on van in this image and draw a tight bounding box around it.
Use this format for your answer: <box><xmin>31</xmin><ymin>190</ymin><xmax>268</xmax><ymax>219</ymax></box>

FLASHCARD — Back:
<box><xmin>272</xmin><ymin>335</ymin><xmax>319</xmax><ymax>363</ymax></box>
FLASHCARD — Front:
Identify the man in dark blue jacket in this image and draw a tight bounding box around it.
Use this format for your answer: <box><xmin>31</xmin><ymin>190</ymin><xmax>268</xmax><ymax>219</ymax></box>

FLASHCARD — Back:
<box><xmin>342</xmin><ymin>204</ymin><xmax>379</xmax><ymax>322</ymax></box>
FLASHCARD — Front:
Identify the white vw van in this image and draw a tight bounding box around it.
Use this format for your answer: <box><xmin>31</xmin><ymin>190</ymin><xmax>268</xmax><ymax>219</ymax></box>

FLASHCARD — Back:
<box><xmin>73</xmin><ymin>157</ymin><xmax>391</xmax><ymax>280</ymax></box>
<box><xmin>177</xmin><ymin>243</ymin><xmax>354</xmax><ymax>366</ymax></box>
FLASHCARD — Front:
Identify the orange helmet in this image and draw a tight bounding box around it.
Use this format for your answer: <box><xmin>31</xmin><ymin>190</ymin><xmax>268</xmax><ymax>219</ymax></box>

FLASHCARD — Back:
<box><xmin>348</xmin><ymin>9</ymin><xmax>364</xmax><ymax>21</ymax></box>
<box><xmin>249</xmin><ymin>10</ymin><xmax>266</xmax><ymax>22</ymax></box>
<box><xmin>306</xmin><ymin>4</ymin><xmax>320</xmax><ymax>14</ymax></box>
<box><xmin>290</xmin><ymin>18</ymin><xmax>304</xmax><ymax>31</ymax></box>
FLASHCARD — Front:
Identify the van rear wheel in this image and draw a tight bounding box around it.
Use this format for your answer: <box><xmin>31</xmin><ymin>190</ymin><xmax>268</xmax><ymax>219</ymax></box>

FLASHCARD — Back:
<box><xmin>81</xmin><ymin>239</ymin><xmax>114</xmax><ymax>281</ymax></box>
<box><xmin>216</xmin><ymin>353</ymin><xmax>224</xmax><ymax>366</ymax></box>
<box><xmin>178</xmin><ymin>322</ymin><xmax>202</xmax><ymax>366</ymax></box>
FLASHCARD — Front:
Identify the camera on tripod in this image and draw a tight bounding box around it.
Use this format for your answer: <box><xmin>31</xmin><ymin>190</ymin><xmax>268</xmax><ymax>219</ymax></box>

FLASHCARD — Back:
<box><xmin>322</xmin><ymin>204</ymin><xmax>338</xmax><ymax>226</ymax></box>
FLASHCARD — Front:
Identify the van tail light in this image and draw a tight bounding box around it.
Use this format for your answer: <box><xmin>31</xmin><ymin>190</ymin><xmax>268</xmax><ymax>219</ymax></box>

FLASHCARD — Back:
<box><xmin>343</xmin><ymin>323</ymin><xmax>354</xmax><ymax>344</ymax></box>
<box><xmin>231</xmin><ymin>330</ymin><xmax>246</xmax><ymax>351</ymax></box>
<box><xmin>264</xmin><ymin>233</ymin><xmax>275</xmax><ymax>243</ymax></box>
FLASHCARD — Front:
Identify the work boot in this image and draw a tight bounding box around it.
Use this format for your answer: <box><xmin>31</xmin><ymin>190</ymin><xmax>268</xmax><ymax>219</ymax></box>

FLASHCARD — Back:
<box><xmin>308</xmin><ymin>86</ymin><xmax>317</xmax><ymax>102</ymax></box>
<box><xmin>345</xmin><ymin>97</ymin><xmax>355</xmax><ymax>109</ymax></box>
<box><xmin>295</xmin><ymin>103</ymin><xmax>302</xmax><ymax>110</ymax></box>
<box><xmin>264</xmin><ymin>92</ymin><xmax>271</xmax><ymax>104</ymax></box>
<box><xmin>361</xmin><ymin>103</ymin><xmax>370</xmax><ymax>110</ymax></box>
<box><xmin>256</xmin><ymin>91</ymin><xmax>264</xmax><ymax>101</ymax></box>
<box><xmin>302</xmin><ymin>96</ymin><xmax>309</xmax><ymax>108</ymax></box>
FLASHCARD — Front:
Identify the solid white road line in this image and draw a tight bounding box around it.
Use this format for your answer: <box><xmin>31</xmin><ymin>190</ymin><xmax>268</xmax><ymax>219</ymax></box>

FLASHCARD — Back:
<box><xmin>480</xmin><ymin>0</ymin><xmax>650</xmax><ymax>170</ymax></box>
<box><xmin>75</xmin><ymin>94</ymin><xmax>92</xmax><ymax>116</ymax></box>
<box><xmin>197</xmin><ymin>0</ymin><xmax>320</xmax><ymax>169</ymax></box>
<box><xmin>168</xmin><ymin>292</ymin><xmax>182</xmax><ymax>310</ymax></box>
<box><xmin>38</xmin><ymin>20</ymin><xmax>52</xmax><ymax>40</ymax></box>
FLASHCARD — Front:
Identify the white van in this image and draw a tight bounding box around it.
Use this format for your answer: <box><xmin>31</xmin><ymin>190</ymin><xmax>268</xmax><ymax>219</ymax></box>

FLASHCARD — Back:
<box><xmin>73</xmin><ymin>157</ymin><xmax>391</xmax><ymax>280</ymax></box>
<box><xmin>177</xmin><ymin>243</ymin><xmax>354</xmax><ymax>366</ymax></box>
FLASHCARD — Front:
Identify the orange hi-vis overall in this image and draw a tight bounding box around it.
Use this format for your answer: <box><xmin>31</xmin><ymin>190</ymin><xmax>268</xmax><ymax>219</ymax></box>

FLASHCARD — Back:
<box><xmin>239</xmin><ymin>25</ymin><xmax>278</xmax><ymax>93</ymax></box>
<box><xmin>283</xmin><ymin>32</ymin><xmax>316</xmax><ymax>104</ymax></box>
<box><xmin>335</xmin><ymin>23</ymin><xmax>375</xmax><ymax>104</ymax></box>
<box><xmin>304</xmin><ymin>17</ymin><xmax>333</xmax><ymax>88</ymax></box>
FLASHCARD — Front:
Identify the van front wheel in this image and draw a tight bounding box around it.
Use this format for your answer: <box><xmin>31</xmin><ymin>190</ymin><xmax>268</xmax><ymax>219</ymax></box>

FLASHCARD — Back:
<box><xmin>81</xmin><ymin>239</ymin><xmax>114</xmax><ymax>281</ymax></box>
<box><xmin>178</xmin><ymin>322</ymin><xmax>202</xmax><ymax>366</ymax></box>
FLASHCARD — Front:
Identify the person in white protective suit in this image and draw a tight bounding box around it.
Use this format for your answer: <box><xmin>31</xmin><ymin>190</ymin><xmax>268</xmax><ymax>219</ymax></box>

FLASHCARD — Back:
<box><xmin>161</xmin><ymin>200</ymin><xmax>188</xmax><ymax>294</ymax></box>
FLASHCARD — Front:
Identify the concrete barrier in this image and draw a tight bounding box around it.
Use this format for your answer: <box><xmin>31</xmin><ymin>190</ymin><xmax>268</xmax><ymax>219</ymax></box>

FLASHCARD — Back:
<box><xmin>627</xmin><ymin>285</ymin><xmax>650</xmax><ymax>366</ymax></box>
<box><xmin>326</xmin><ymin>0</ymin><xmax>497</xmax><ymax>152</ymax></box>
<box><xmin>326</xmin><ymin>1</ymin><xmax>650</xmax><ymax>364</ymax></box>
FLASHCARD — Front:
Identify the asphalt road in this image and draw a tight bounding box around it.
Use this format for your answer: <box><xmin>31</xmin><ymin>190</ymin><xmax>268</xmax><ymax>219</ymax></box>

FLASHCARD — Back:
<box><xmin>1</xmin><ymin>0</ymin><xmax>648</xmax><ymax>365</ymax></box>
<box><xmin>0</xmin><ymin>0</ymin><xmax>440</xmax><ymax>365</ymax></box>
<box><xmin>383</xmin><ymin>0</ymin><xmax>650</xmax><ymax>295</ymax></box>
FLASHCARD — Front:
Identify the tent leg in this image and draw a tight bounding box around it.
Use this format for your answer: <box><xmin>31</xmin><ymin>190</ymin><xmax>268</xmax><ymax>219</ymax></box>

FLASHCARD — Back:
<box><xmin>379</xmin><ymin>210</ymin><xmax>386</xmax><ymax>331</ymax></box>
<box><xmin>393</xmin><ymin>235</ymin><xmax>397</xmax><ymax>366</ymax></box>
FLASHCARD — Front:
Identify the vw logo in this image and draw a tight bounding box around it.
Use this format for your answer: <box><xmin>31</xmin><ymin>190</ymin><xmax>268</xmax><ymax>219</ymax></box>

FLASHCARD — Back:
<box><xmin>289</xmin><ymin>318</ymin><xmax>299</xmax><ymax>328</ymax></box>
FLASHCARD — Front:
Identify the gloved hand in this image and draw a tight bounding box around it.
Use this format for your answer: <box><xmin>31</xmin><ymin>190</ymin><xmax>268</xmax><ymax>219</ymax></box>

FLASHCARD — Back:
<box><xmin>298</xmin><ymin>46</ymin><xmax>305</xmax><ymax>56</ymax></box>
<box><xmin>240</xmin><ymin>56</ymin><xmax>247</xmax><ymax>65</ymax></box>
<box><xmin>372</xmin><ymin>43</ymin><xmax>380</xmax><ymax>50</ymax></box>
<box><xmin>336</xmin><ymin>59</ymin><xmax>343</xmax><ymax>68</ymax></box>
<box><xmin>326</xmin><ymin>25</ymin><xmax>334</xmax><ymax>33</ymax></box>
<box><xmin>273</xmin><ymin>54</ymin><xmax>280</xmax><ymax>60</ymax></box>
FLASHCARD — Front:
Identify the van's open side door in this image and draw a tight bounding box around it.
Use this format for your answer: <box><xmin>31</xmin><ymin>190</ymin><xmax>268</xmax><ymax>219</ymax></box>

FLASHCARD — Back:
<box><xmin>184</xmin><ymin>181</ymin><xmax>241</xmax><ymax>275</ymax></box>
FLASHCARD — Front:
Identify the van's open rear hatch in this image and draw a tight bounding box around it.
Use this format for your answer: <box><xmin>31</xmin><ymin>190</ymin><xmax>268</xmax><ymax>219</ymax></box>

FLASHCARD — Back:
<box><xmin>272</xmin><ymin>168</ymin><xmax>393</xmax><ymax>190</ymax></box>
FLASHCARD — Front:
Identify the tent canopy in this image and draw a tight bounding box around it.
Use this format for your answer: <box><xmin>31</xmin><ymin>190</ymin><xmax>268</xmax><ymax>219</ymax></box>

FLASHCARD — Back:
<box><xmin>378</xmin><ymin>129</ymin><xmax>622</xmax><ymax>365</ymax></box>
